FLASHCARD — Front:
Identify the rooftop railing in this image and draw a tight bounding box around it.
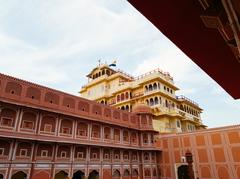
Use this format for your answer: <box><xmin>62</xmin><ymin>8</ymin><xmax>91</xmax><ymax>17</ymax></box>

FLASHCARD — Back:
<box><xmin>134</xmin><ymin>68</ymin><xmax>173</xmax><ymax>82</ymax></box>
<box><xmin>176</xmin><ymin>95</ymin><xmax>199</xmax><ymax>106</ymax></box>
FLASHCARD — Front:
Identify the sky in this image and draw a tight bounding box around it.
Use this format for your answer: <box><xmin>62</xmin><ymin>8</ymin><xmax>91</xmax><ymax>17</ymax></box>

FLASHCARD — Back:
<box><xmin>0</xmin><ymin>0</ymin><xmax>239</xmax><ymax>128</ymax></box>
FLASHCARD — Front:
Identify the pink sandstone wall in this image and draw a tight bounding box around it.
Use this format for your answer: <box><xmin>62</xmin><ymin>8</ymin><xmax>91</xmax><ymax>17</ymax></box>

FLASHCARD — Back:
<box><xmin>156</xmin><ymin>125</ymin><xmax>240</xmax><ymax>179</ymax></box>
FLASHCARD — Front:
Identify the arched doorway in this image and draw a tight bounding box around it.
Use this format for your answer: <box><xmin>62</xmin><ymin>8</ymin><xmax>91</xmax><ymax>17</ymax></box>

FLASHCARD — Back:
<box><xmin>88</xmin><ymin>170</ymin><xmax>99</xmax><ymax>179</ymax></box>
<box><xmin>132</xmin><ymin>169</ymin><xmax>138</xmax><ymax>179</ymax></box>
<box><xmin>54</xmin><ymin>171</ymin><xmax>68</xmax><ymax>179</ymax></box>
<box><xmin>72</xmin><ymin>170</ymin><xmax>85</xmax><ymax>179</ymax></box>
<box><xmin>11</xmin><ymin>171</ymin><xmax>27</xmax><ymax>179</ymax></box>
<box><xmin>112</xmin><ymin>169</ymin><xmax>120</xmax><ymax>179</ymax></box>
<box><xmin>177</xmin><ymin>165</ymin><xmax>189</xmax><ymax>179</ymax></box>
<box><xmin>0</xmin><ymin>174</ymin><xmax>3</xmax><ymax>179</ymax></box>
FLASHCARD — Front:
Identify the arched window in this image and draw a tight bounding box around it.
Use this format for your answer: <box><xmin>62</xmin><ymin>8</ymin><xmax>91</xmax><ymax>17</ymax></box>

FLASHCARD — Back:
<box><xmin>180</xmin><ymin>105</ymin><xmax>183</xmax><ymax>110</ymax></box>
<box><xmin>183</xmin><ymin>106</ymin><xmax>186</xmax><ymax>112</ymax></box>
<box><xmin>117</xmin><ymin>95</ymin><xmax>120</xmax><ymax>102</ymax></box>
<box><xmin>121</xmin><ymin>106</ymin><xmax>125</xmax><ymax>110</ymax></box>
<box><xmin>102</xmin><ymin>70</ymin><xmax>105</xmax><ymax>75</ymax></box>
<box><xmin>146</xmin><ymin>99</ymin><xmax>149</xmax><ymax>105</ymax></box>
<box><xmin>159</xmin><ymin>97</ymin><xmax>162</xmax><ymax>104</ymax></box>
<box><xmin>158</xmin><ymin>83</ymin><xmax>160</xmax><ymax>89</ymax></box>
<box><xmin>149</xmin><ymin>84</ymin><xmax>153</xmax><ymax>91</ymax></box>
<box><xmin>120</xmin><ymin>93</ymin><xmax>124</xmax><ymax>101</ymax></box>
<box><xmin>96</xmin><ymin>73</ymin><xmax>98</xmax><ymax>78</ymax></box>
<box><xmin>145</xmin><ymin>86</ymin><xmax>148</xmax><ymax>92</ymax></box>
<box><xmin>100</xmin><ymin>100</ymin><xmax>104</xmax><ymax>104</ymax></box>
<box><xmin>165</xmin><ymin>100</ymin><xmax>168</xmax><ymax>107</ymax></box>
<box><xmin>125</xmin><ymin>92</ymin><xmax>129</xmax><ymax>99</ymax></box>
<box><xmin>126</xmin><ymin>105</ymin><xmax>129</xmax><ymax>111</ymax></box>
<box><xmin>153</xmin><ymin>83</ymin><xmax>157</xmax><ymax>90</ymax></box>
<box><xmin>106</xmin><ymin>70</ymin><xmax>110</xmax><ymax>76</ymax></box>
<box><xmin>154</xmin><ymin>97</ymin><xmax>159</xmax><ymax>105</ymax></box>
<box><xmin>150</xmin><ymin>98</ymin><xmax>154</xmax><ymax>106</ymax></box>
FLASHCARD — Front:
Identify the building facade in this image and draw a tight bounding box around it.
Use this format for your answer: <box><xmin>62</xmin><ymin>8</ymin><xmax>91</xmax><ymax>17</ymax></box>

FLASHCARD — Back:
<box><xmin>0</xmin><ymin>73</ymin><xmax>160</xmax><ymax>179</ymax></box>
<box><xmin>80</xmin><ymin>65</ymin><xmax>206</xmax><ymax>133</ymax></box>
<box><xmin>156</xmin><ymin>125</ymin><xmax>240</xmax><ymax>179</ymax></box>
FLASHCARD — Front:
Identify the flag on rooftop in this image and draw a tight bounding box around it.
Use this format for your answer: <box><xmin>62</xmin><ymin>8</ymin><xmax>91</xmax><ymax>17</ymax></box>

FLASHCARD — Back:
<box><xmin>109</xmin><ymin>60</ymin><xmax>117</xmax><ymax>67</ymax></box>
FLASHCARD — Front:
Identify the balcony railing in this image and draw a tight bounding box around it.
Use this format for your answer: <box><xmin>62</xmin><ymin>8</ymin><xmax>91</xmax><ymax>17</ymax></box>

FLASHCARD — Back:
<box><xmin>134</xmin><ymin>68</ymin><xmax>174</xmax><ymax>83</ymax></box>
<box><xmin>176</xmin><ymin>95</ymin><xmax>199</xmax><ymax>106</ymax></box>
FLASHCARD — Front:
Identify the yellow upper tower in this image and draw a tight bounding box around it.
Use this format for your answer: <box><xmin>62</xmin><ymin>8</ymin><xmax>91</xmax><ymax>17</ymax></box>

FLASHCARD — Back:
<box><xmin>80</xmin><ymin>63</ymin><xmax>206</xmax><ymax>133</ymax></box>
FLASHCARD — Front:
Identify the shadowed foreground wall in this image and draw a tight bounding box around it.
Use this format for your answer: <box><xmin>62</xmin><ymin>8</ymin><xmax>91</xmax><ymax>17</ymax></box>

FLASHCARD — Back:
<box><xmin>156</xmin><ymin>125</ymin><xmax>240</xmax><ymax>179</ymax></box>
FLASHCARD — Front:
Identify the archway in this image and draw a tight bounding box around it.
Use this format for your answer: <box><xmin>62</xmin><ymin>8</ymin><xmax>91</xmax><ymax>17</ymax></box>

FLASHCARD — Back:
<box><xmin>150</xmin><ymin>98</ymin><xmax>154</xmax><ymax>106</ymax></box>
<box><xmin>0</xmin><ymin>174</ymin><xmax>3</xmax><ymax>179</ymax></box>
<box><xmin>154</xmin><ymin>97</ymin><xmax>159</xmax><ymax>105</ymax></box>
<box><xmin>72</xmin><ymin>170</ymin><xmax>85</xmax><ymax>179</ymax></box>
<box><xmin>149</xmin><ymin>84</ymin><xmax>153</xmax><ymax>91</ymax></box>
<box><xmin>153</xmin><ymin>83</ymin><xmax>157</xmax><ymax>90</ymax></box>
<box><xmin>177</xmin><ymin>165</ymin><xmax>189</xmax><ymax>179</ymax></box>
<box><xmin>123</xmin><ymin>169</ymin><xmax>130</xmax><ymax>178</ymax></box>
<box><xmin>132</xmin><ymin>169</ymin><xmax>138</xmax><ymax>179</ymax></box>
<box><xmin>54</xmin><ymin>171</ymin><xmax>68</xmax><ymax>179</ymax></box>
<box><xmin>126</xmin><ymin>105</ymin><xmax>129</xmax><ymax>111</ymax></box>
<box><xmin>112</xmin><ymin>170</ymin><xmax>120</xmax><ymax>178</ymax></box>
<box><xmin>88</xmin><ymin>170</ymin><xmax>99</xmax><ymax>179</ymax></box>
<box><xmin>11</xmin><ymin>171</ymin><xmax>27</xmax><ymax>179</ymax></box>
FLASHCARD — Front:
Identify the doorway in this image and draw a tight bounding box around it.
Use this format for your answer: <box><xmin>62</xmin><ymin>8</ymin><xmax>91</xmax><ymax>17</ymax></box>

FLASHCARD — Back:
<box><xmin>88</xmin><ymin>170</ymin><xmax>99</xmax><ymax>179</ymax></box>
<box><xmin>72</xmin><ymin>170</ymin><xmax>85</xmax><ymax>179</ymax></box>
<box><xmin>177</xmin><ymin>165</ymin><xmax>190</xmax><ymax>179</ymax></box>
<box><xmin>11</xmin><ymin>171</ymin><xmax>27</xmax><ymax>179</ymax></box>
